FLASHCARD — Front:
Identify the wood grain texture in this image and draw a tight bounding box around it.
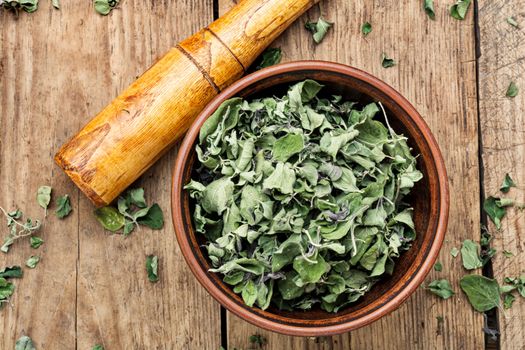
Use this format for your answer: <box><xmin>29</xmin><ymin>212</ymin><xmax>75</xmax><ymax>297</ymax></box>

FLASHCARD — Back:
<box><xmin>478</xmin><ymin>1</ymin><xmax>525</xmax><ymax>348</ymax></box>
<box><xmin>1</xmin><ymin>0</ymin><xmax>222</xmax><ymax>348</ymax></box>
<box><xmin>55</xmin><ymin>0</ymin><xmax>319</xmax><ymax>208</ymax></box>
<box><xmin>218</xmin><ymin>0</ymin><xmax>484</xmax><ymax>348</ymax></box>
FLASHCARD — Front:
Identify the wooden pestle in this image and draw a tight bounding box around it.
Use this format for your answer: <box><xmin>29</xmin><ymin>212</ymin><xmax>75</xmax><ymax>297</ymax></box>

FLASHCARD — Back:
<box><xmin>55</xmin><ymin>0</ymin><xmax>320</xmax><ymax>207</ymax></box>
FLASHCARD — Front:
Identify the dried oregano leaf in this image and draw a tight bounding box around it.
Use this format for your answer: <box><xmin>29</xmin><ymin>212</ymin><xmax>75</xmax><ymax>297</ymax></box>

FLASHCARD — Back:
<box><xmin>186</xmin><ymin>80</ymin><xmax>423</xmax><ymax>312</ymax></box>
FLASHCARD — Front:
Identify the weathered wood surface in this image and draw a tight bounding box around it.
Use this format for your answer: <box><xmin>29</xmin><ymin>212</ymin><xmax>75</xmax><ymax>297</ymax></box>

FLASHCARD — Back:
<box><xmin>0</xmin><ymin>1</ymin><xmax>222</xmax><ymax>349</ymax></box>
<box><xmin>218</xmin><ymin>0</ymin><xmax>484</xmax><ymax>349</ymax></box>
<box><xmin>478</xmin><ymin>1</ymin><xmax>525</xmax><ymax>349</ymax></box>
<box><xmin>0</xmin><ymin>0</ymin><xmax>511</xmax><ymax>348</ymax></box>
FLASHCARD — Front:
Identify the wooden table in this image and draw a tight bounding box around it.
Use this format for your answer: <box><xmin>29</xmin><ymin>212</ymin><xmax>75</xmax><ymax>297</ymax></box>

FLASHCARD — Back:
<box><xmin>0</xmin><ymin>0</ymin><xmax>523</xmax><ymax>348</ymax></box>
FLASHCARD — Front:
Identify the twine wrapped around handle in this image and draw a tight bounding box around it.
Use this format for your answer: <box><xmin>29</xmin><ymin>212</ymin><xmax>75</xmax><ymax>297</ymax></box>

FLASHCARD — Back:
<box><xmin>55</xmin><ymin>0</ymin><xmax>320</xmax><ymax>206</ymax></box>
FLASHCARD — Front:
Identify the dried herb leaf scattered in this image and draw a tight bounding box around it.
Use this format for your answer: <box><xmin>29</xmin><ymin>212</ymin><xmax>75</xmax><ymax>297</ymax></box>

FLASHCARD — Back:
<box><xmin>460</xmin><ymin>274</ymin><xmax>500</xmax><ymax>312</ymax></box>
<box><xmin>427</xmin><ymin>279</ymin><xmax>454</xmax><ymax>299</ymax></box>
<box><xmin>26</xmin><ymin>255</ymin><xmax>40</xmax><ymax>269</ymax></box>
<box><xmin>255</xmin><ymin>48</ymin><xmax>282</xmax><ymax>71</ymax></box>
<box><xmin>305</xmin><ymin>17</ymin><xmax>333</xmax><ymax>44</ymax></box>
<box><xmin>94</xmin><ymin>0</ymin><xmax>118</xmax><ymax>15</ymax></box>
<box><xmin>52</xmin><ymin>0</ymin><xmax>59</xmax><ymax>9</ymax></box>
<box><xmin>15</xmin><ymin>335</ymin><xmax>36</xmax><ymax>350</ymax></box>
<box><xmin>92</xmin><ymin>345</ymin><xmax>105</xmax><ymax>350</ymax></box>
<box><xmin>503</xmin><ymin>276</ymin><xmax>525</xmax><ymax>297</ymax></box>
<box><xmin>361</xmin><ymin>22</ymin><xmax>372</xmax><ymax>36</ymax></box>
<box><xmin>424</xmin><ymin>0</ymin><xmax>435</xmax><ymax>20</ymax></box>
<box><xmin>249</xmin><ymin>334</ymin><xmax>267</xmax><ymax>346</ymax></box>
<box><xmin>0</xmin><ymin>0</ymin><xmax>38</xmax><ymax>13</ymax></box>
<box><xmin>381</xmin><ymin>53</ymin><xmax>396</xmax><ymax>68</ymax></box>
<box><xmin>146</xmin><ymin>255</ymin><xmax>159</xmax><ymax>283</ymax></box>
<box><xmin>502</xmin><ymin>250</ymin><xmax>514</xmax><ymax>258</ymax></box>
<box><xmin>55</xmin><ymin>194</ymin><xmax>72</xmax><ymax>219</ymax></box>
<box><xmin>0</xmin><ymin>207</ymin><xmax>41</xmax><ymax>253</ymax></box>
<box><xmin>186</xmin><ymin>80</ymin><xmax>423</xmax><ymax>312</ymax></box>
<box><xmin>434</xmin><ymin>261</ymin><xmax>442</xmax><ymax>271</ymax></box>
<box><xmin>500</xmin><ymin>173</ymin><xmax>516</xmax><ymax>193</ymax></box>
<box><xmin>95</xmin><ymin>188</ymin><xmax>164</xmax><ymax>235</ymax></box>
<box><xmin>483</xmin><ymin>196</ymin><xmax>506</xmax><ymax>230</ymax></box>
<box><xmin>506</xmin><ymin>82</ymin><xmax>519</xmax><ymax>97</ymax></box>
<box><xmin>450</xmin><ymin>247</ymin><xmax>459</xmax><ymax>257</ymax></box>
<box><xmin>36</xmin><ymin>186</ymin><xmax>52</xmax><ymax>215</ymax></box>
<box><xmin>461</xmin><ymin>239</ymin><xmax>483</xmax><ymax>270</ymax></box>
<box><xmin>503</xmin><ymin>293</ymin><xmax>515</xmax><ymax>309</ymax></box>
<box><xmin>29</xmin><ymin>236</ymin><xmax>44</xmax><ymax>249</ymax></box>
<box><xmin>0</xmin><ymin>266</ymin><xmax>23</xmax><ymax>278</ymax></box>
<box><xmin>449</xmin><ymin>0</ymin><xmax>471</xmax><ymax>20</ymax></box>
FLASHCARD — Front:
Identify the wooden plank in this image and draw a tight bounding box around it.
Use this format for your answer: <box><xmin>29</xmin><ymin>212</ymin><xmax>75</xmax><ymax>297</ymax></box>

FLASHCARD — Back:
<box><xmin>1</xmin><ymin>0</ymin><xmax>221</xmax><ymax>348</ymax></box>
<box><xmin>478</xmin><ymin>1</ymin><xmax>525</xmax><ymax>348</ymax></box>
<box><xmin>219</xmin><ymin>0</ymin><xmax>484</xmax><ymax>348</ymax></box>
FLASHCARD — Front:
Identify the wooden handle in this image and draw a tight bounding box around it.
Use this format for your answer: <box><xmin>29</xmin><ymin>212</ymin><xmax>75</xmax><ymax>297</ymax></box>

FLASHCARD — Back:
<box><xmin>55</xmin><ymin>0</ymin><xmax>319</xmax><ymax>207</ymax></box>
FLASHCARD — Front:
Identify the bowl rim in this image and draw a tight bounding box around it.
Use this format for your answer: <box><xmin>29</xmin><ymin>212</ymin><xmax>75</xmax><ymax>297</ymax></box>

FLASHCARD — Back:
<box><xmin>171</xmin><ymin>60</ymin><xmax>449</xmax><ymax>336</ymax></box>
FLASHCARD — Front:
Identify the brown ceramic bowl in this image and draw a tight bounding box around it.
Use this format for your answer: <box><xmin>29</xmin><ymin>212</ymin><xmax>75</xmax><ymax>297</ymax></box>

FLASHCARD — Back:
<box><xmin>172</xmin><ymin>61</ymin><xmax>449</xmax><ymax>336</ymax></box>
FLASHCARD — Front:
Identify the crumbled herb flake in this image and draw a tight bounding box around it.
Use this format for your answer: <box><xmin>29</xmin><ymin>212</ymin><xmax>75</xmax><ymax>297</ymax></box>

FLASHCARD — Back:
<box><xmin>52</xmin><ymin>0</ymin><xmax>59</xmax><ymax>9</ymax></box>
<box><xmin>30</xmin><ymin>236</ymin><xmax>44</xmax><ymax>249</ymax></box>
<box><xmin>500</xmin><ymin>173</ymin><xmax>516</xmax><ymax>193</ymax></box>
<box><xmin>461</xmin><ymin>239</ymin><xmax>483</xmax><ymax>270</ymax></box>
<box><xmin>434</xmin><ymin>261</ymin><xmax>442</xmax><ymax>272</ymax></box>
<box><xmin>55</xmin><ymin>194</ymin><xmax>72</xmax><ymax>219</ymax></box>
<box><xmin>506</xmin><ymin>82</ymin><xmax>519</xmax><ymax>97</ymax></box>
<box><xmin>249</xmin><ymin>334</ymin><xmax>266</xmax><ymax>346</ymax></box>
<box><xmin>507</xmin><ymin>17</ymin><xmax>518</xmax><ymax>28</ymax></box>
<box><xmin>450</xmin><ymin>0</ymin><xmax>471</xmax><ymax>20</ymax></box>
<box><xmin>361</xmin><ymin>22</ymin><xmax>372</xmax><ymax>36</ymax></box>
<box><xmin>15</xmin><ymin>335</ymin><xmax>36</xmax><ymax>350</ymax></box>
<box><xmin>305</xmin><ymin>17</ymin><xmax>333</xmax><ymax>44</ymax></box>
<box><xmin>427</xmin><ymin>279</ymin><xmax>454</xmax><ymax>299</ymax></box>
<box><xmin>255</xmin><ymin>48</ymin><xmax>282</xmax><ymax>70</ymax></box>
<box><xmin>26</xmin><ymin>255</ymin><xmax>40</xmax><ymax>269</ymax></box>
<box><xmin>94</xmin><ymin>0</ymin><xmax>118</xmax><ymax>15</ymax></box>
<box><xmin>0</xmin><ymin>266</ymin><xmax>23</xmax><ymax>279</ymax></box>
<box><xmin>503</xmin><ymin>250</ymin><xmax>514</xmax><ymax>258</ymax></box>
<box><xmin>450</xmin><ymin>247</ymin><xmax>459</xmax><ymax>257</ymax></box>
<box><xmin>92</xmin><ymin>345</ymin><xmax>105</xmax><ymax>350</ymax></box>
<box><xmin>381</xmin><ymin>53</ymin><xmax>396</xmax><ymax>68</ymax></box>
<box><xmin>187</xmin><ymin>80</ymin><xmax>423</xmax><ymax>312</ymax></box>
<box><xmin>424</xmin><ymin>0</ymin><xmax>435</xmax><ymax>20</ymax></box>
<box><xmin>503</xmin><ymin>293</ymin><xmax>515</xmax><ymax>309</ymax></box>
<box><xmin>146</xmin><ymin>255</ymin><xmax>159</xmax><ymax>283</ymax></box>
<box><xmin>36</xmin><ymin>186</ymin><xmax>52</xmax><ymax>214</ymax></box>
<box><xmin>483</xmin><ymin>196</ymin><xmax>506</xmax><ymax>230</ymax></box>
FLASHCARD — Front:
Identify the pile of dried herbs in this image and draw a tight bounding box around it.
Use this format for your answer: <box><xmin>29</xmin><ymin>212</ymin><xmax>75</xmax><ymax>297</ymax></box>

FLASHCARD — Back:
<box><xmin>185</xmin><ymin>79</ymin><xmax>423</xmax><ymax>312</ymax></box>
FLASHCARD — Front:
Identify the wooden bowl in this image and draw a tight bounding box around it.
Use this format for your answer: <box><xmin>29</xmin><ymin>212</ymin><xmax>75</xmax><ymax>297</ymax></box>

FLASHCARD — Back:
<box><xmin>171</xmin><ymin>61</ymin><xmax>449</xmax><ymax>336</ymax></box>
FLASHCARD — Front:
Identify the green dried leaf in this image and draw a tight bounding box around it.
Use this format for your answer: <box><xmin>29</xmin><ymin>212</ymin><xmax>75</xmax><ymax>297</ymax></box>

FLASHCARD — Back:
<box><xmin>36</xmin><ymin>185</ymin><xmax>52</xmax><ymax>212</ymax></box>
<box><xmin>450</xmin><ymin>0</ymin><xmax>471</xmax><ymax>20</ymax></box>
<box><xmin>305</xmin><ymin>16</ymin><xmax>333</xmax><ymax>44</ymax></box>
<box><xmin>137</xmin><ymin>203</ymin><xmax>164</xmax><ymax>230</ymax></box>
<box><xmin>507</xmin><ymin>17</ymin><xmax>518</xmax><ymax>28</ymax></box>
<box><xmin>146</xmin><ymin>255</ymin><xmax>159</xmax><ymax>282</ymax></box>
<box><xmin>427</xmin><ymin>279</ymin><xmax>454</xmax><ymax>299</ymax></box>
<box><xmin>503</xmin><ymin>250</ymin><xmax>514</xmax><ymax>258</ymax></box>
<box><xmin>503</xmin><ymin>293</ymin><xmax>515</xmax><ymax>309</ymax></box>
<box><xmin>255</xmin><ymin>48</ymin><xmax>282</xmax><ymax>70</ymax></box>
<box><xmin>0</xmin><ymin>277</ymin><xmax>15</xmax><ymax>300</ymax></box>
<box><xmin>94</xmin><ymin>0</ymin><xmax>118</xmax><ymax>15</ymax></box>
<box><xmin>361</xmin><ymin>22</ymin><xmax>372</xmax><ymax>36</ymax></box>
<box><xmin>189</xmin><ymin>79</ymin><xmax>422</xmax><ymax>312</ymax></box>
<box><xmin>30</xmin><ymin>236</ymin><xmax>44</xmax><ymax>249</ymax></box>
<box><xmin>461</xmin><ymin>239</ymin><xmax>483</xmax><ymax>270</ymax></box>
<box><xmin>381</xmin><ymin>53</ymin><xmax>396</xmax><ymax>68</ymax></box>
<box><xmin>94</xmin><ymin>206</ymin><xmax>125</xmax><ymax>232</ymax></box>
<box><xmin>483</xmin><ymin>196</ymin><xmax>506</xmax><ymax>229</ymax></box>
<box><xmin>500</xmin><ymin>173</ymin><xmax>516</xmax><ymax>193</ymax></box>
<box><xmin>15</xmin><ymin>335</ymin><xmax>35</xmax><ymax>350</ymax></box>
<box><xmin>26</xmin><ymin>255</ymin><xmax>40</xmax><ymax>269</ymax></box>
<box><xmin>52</xmin><ymin>0</ymin><xmax>59</xmax><ymax>9</ymax></box>
<box><xmin>460</xmin><ymin>274</ymin><xmax>500</xmax><ymax>312</ymax></box>
<box><xmin>55</xmin><ymin>194</ymin><xmax>72</xmax><ymax>219</ymax></box>
<box><xmin>0</xmin><ymin>265</ymin><xmax>23</xmax><ymax>278</ymax></box>
<box><xmin>506</xmin><ymin>82</ymin><xmax>519</xmax><ymax>97</ymax></box>
<box><xmin>424</xmin><ymin>0</ymin><xmax>435</xmax><ymax>19</ymax></box>
<box><xmin>450</xmin><ymin>247</ymin><xmax>459</xmax><ymax>257</ymax></box>
<box><xmin>434</xmin><ymin>261</ymin><xmax>442</xmax><ymax>271</ymax></box>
